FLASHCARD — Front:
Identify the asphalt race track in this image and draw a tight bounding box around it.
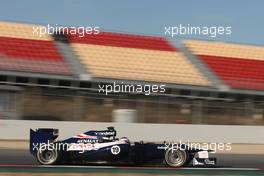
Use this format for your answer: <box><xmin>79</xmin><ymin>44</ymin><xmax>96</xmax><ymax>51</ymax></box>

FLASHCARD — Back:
<box><xmin>0</xmin><ymin>149</ymin><xmax>264</xmax><ymax>175</ymax></box>
<box><xmin>1</xmin><ymin>149</ymin><xmax>264</xmax><ymax>168</ymax></box>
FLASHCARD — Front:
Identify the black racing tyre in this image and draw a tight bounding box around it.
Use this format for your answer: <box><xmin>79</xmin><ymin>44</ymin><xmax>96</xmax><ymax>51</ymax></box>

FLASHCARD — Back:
<box><xmin>165</xmin><ymin>148</ymin><xmax>187</xmax><ymax>167</ymax></box>
<box><xmin>36</xmin><ymin>148</ymin><xmax>60</xmax><ymax>165</ymax></box>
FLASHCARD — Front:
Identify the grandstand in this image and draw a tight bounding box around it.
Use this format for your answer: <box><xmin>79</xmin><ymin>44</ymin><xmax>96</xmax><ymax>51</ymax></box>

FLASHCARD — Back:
<box><xmin>0</xmin><ymin>22</ymin><xmax>73</xmax><ymax>76</ymax></box>
<box><xmin>68</xmin><ymin>32</ymin><xmax>211</xmax><ymax>86</ymax></box>
<box><xmin>0</xmin><ymin>21</ymin><xmax>263</xmax><ymax>125</ymax></box>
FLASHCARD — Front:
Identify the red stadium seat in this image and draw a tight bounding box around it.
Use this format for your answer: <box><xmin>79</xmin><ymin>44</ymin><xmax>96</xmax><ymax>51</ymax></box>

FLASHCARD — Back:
<box><xmin>0</xmin><ymin>37</ymin><xmax>63</xmax><ymax>60</ymax></box>
<box><xmin>67</xmin><ymin>32</ymin><xmax>177</xmax><ymax>51</ymax></box>
<box><xmin>200</xmin><ymin>55</ymin><xmax>264</xmax><ymax>90</ymax></box>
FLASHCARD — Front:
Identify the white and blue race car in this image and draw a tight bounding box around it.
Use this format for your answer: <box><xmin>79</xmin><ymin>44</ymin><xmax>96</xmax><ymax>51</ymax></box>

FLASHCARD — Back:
<box><xmin>30</xmin><ymin>127</ymin><xmax>216</xmax><ymax>167</ymax></box>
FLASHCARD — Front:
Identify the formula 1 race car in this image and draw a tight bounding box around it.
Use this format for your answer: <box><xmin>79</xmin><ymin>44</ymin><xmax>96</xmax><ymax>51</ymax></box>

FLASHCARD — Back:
<box><xmin>30</xmin><ymin>127</ymin><xmax>216</xmax><ymax>167</ymax></box>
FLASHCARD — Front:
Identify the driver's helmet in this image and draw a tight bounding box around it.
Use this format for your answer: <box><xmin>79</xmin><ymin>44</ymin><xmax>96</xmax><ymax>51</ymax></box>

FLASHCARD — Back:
<box><xmin>120</xmin><ymin>137</ymin><xmax>130</xmax><ymax>143</ymax></box>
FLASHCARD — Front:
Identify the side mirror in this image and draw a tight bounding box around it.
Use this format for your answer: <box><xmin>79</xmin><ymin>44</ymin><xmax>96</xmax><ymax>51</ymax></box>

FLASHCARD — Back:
<box><xmin>98</xmin><ymin>136</ymin><xmax>104</xmax><ymax>143</ymax></box>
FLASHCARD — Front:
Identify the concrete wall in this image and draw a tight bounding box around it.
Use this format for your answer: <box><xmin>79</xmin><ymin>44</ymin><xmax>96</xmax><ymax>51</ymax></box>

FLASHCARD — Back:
<box><xmin>0</xmin><ymin>120</ymin><xmax>264</xmax><ymax>144</ymax></box>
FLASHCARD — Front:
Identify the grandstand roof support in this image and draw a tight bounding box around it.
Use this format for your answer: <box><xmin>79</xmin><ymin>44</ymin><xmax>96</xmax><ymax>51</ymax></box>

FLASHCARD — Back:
<box><xmin>55</xmin><ymin>41</ymin><xmax>92</xmax><ymax>80</ymax></box>
<box><xmin>179</xmin><ymin>45</ymin><xmax>228</xmax><ymax>90</ymax></box>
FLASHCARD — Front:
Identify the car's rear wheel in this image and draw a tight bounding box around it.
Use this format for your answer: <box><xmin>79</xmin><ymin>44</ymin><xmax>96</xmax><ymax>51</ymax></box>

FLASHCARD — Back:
<box><xmin>36</xmin><ymin>148</ymin><xmax>59</xmax><ymax>165</ymax></box>
<box><xmin>165</xmin><ymin>149</ymin><xmax>187</xmax><ymax>167</ymax></box>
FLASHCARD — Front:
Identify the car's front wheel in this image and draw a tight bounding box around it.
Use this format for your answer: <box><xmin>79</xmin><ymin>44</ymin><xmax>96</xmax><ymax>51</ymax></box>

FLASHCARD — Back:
<box><xmin>36</xmin><ymin>148</ymin><xmax>60</xmax><ymax>165</ymax></box>
<box><xmin>165</xmin><ymin>148</ymin><xmax>187</xmax><ymax>167</ymax></box>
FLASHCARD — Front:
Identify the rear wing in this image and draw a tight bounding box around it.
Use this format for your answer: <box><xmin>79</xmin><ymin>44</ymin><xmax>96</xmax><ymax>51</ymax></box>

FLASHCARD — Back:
<box><xmin>29</xmin><ymin>128</ymin><xmax>59</xmax><ymax>156</ymax></box>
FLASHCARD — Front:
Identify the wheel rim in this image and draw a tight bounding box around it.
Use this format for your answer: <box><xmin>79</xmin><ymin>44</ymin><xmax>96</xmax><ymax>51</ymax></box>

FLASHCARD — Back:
<box><xmin>166</xmin><ymin>149</ymin><xmax>186</xmax><ymax>167</ymax></box>
<box><xmin>37</xmin><ymin>149</ymin><xmax>57</xmax><ymax>165</ymax></box>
